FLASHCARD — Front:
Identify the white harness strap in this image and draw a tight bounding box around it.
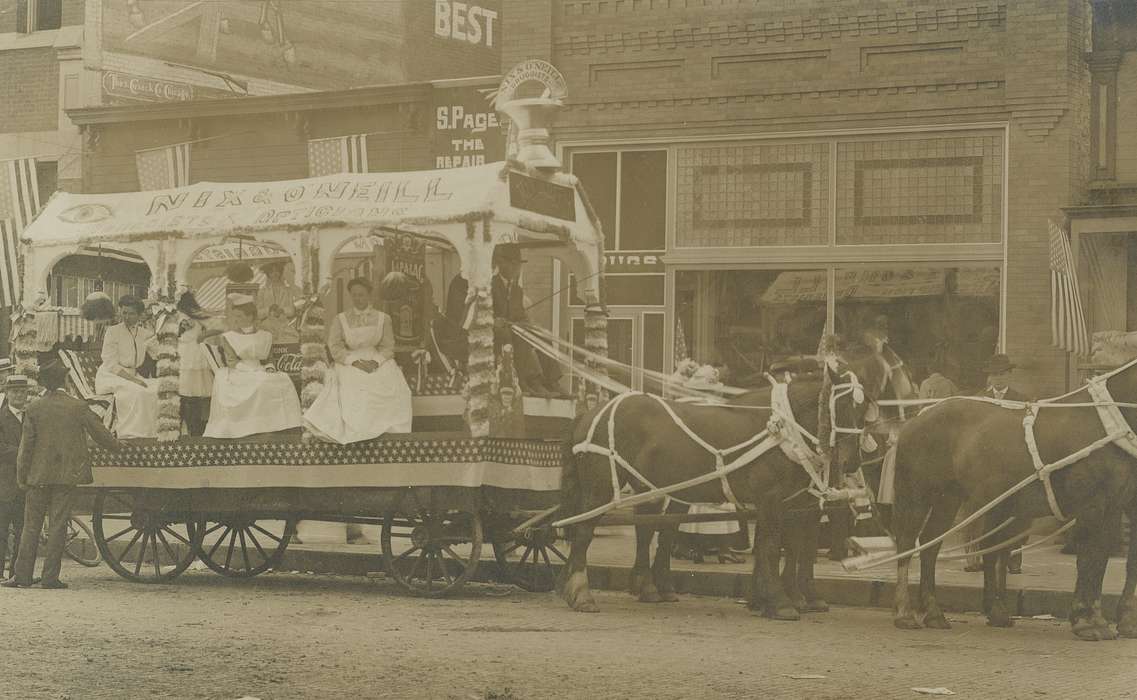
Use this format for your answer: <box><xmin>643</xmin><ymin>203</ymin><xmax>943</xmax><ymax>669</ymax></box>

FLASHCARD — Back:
<box><xmin>1087</xmin><ymin>377</ymin><xmax>1137</xmax><ymax>460</ymax></box>
<box><xmin>554</xmin><ymin>386</ymin><xmax>837</xmax><ymax>528</ymax></box>
<box><xmin>1021</xmin><ymin>407</ymin><xmax>1068</xmax><ymax>522</ymax></box>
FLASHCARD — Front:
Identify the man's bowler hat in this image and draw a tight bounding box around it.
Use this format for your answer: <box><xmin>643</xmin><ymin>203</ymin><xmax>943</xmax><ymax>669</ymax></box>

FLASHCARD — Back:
<box><xmin>982</xmin><ymin>354</ymin><xmax>1016</xmax><ymax>375</ymax></box>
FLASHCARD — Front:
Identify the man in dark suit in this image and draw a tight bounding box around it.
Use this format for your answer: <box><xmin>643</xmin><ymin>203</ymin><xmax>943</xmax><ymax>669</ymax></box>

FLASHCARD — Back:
<box><xmin>491</xmin><ymin>245</ymin><xmax>563</xmax><ymax>398</ymax></box>
<box><xmin>964</xmin><ymin>353</ymin><xmax>1028</xmax><ymax>574</ymax></box>
<box><xmin>3</xmin><ymin>362</ymin><xmax>122</xmax><ymax>590</ymax></box>
<box><xmin>0</xmin><ymin>374</ymin><xmax>30</xmax><ymax>579</ymax></box>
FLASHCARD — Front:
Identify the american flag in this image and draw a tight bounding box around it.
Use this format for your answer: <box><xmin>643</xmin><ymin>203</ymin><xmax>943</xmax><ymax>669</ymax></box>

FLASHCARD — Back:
<box><xmin>136</xmin><ymin>142</ymin><xmax>191</xmax><ymax>191</ymax></box>
<box><xmin>308</xmin><ymin>134</ymin><xmax>368</xmax><ymax>176</ymax></box>
<box><xmin>674</xmin><ymin>317</ymin><xmax>690</xmax><ymax>363</ymax></box>
<box><xmin>0</xmin><ymin>158</ymin><xmax>42</xmax><ymax>307</ymax></box>
<box><xmin>1048</xmin><ymin>219</ymin><xmax>1090</xmax><ymax>357</ymax></box>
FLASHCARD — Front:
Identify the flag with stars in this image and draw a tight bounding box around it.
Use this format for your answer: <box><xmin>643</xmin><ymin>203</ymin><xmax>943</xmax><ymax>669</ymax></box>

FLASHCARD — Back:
<box><xmin>0</xmin><ymin>158</ymin><xmax>42</xmax><ymax>307</ymax></box>
<box><xmin>308</xmin><ymin>135</ymin><xmax>368</xmax><ymax>176</ymax></box>
<box><xmin>136</xmin><ymin>142</ymin><xmax>191</xmax><ymax>191</ymax></box>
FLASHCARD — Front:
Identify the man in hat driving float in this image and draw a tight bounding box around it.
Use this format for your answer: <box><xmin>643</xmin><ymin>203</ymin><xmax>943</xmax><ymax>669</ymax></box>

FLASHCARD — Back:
<box><xmin>962</xmin><ymin>353</ymin><xmax>1029</xmax><ymax>574</ymax></box>
<box><xmin>0</xmin><ymin>374</ymin><xmax>30</xmax><ymax>579</ymax></box>
<box><xmin>491</xmin><ymin>245</ymin><xmax>564</xmax><ymax>398</ymax></box>
<box><xmin>4</xmin><ymin>362</ymin><xmax>122</xmax><ymax>590</ymax></box>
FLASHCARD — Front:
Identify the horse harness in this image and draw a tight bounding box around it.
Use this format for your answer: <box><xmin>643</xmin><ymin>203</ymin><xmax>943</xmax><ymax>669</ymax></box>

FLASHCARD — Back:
<box><xmin>552</xmin><ymin>371</ymin><xmax>869</xmax><ymax>528</ymax></box>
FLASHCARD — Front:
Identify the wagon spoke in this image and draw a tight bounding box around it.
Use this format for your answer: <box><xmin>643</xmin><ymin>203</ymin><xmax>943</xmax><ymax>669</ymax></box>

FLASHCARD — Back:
<box><xmin>133</xmin><ymin>532</ymin><xmax>149</xmax><ymax>576</ymax></box>
<box><xmin>203</xmin><ymin>522</ymin><xmax>227</xmax><ymax>538</ymax></box>
<box><xmin>151</xmin><ymin>534</ymin><xmax>162</xmax><ymax>578</ymax></box>
<box><xmin>425</xmin><ymin>552</ymin><xmax>435</xmax><ymax>592</ymax></box>
<box><xmin>248</xmin><ymin>523</ymin><xmax>283</xmax><ymax>544</ymax></box>
<box><xmin>223</xmin><ymin>528</ymin><xmax>239</xmax><ymax>572</ymax></box>
<box><xmin>394</xmin><ymin>545</ymin><xmax>421</xmax><ymax>565</ymax></box>
<box><xmin>547</xmin><ymin>543</ymin><xmax>568</xmax><ymax>563</ymax></box>
<box><xmin>245</xmin><ymin>527</ymin><xmax>269</xmax><ymax>563</ymax></box>
<box><xmin>498</xmin><ymin>541</ymin><xmax>523</xmax><ymax>558</ymax></box>
<box><xmin>518</xmin><ymin>545</ymin><xmax>533</xmax><ymax>567</ymax></box>
<box><xmin>238</xmin><ymin>529</ymin><xmax>252</xmax><ymax>573</ymax></box>
<box><xmin>160</xmin><ymin>526</ymin><xmax>190</xmax><ymax>547</ymax></box>
<box><xmin>206</xmin><ymin>526</ymin><xmax>231</xmax><ymax>560</ymax></box>
<box><xmin>104</xmin><ymin>524</ymin><xmax>136</xmax><ymax>543</ymax></box>
<box><xmin>156</xmin><ymin>529</ymin><xmax>178</xmax><ymax>567</ymax></box>
<box><xmin>442</xmin><ymin>545</ymin><xmax>469</xmax><ymax>574</ymax></box>
<box><xmin>119</xmin><ymin>529</ymin><xmax>143</xmax><ymax>563</ymax></box>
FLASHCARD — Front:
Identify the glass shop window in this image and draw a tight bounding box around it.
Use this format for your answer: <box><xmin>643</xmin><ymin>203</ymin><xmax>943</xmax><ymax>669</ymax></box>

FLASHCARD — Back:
<box><xmin>570</xmin><ymin>150</ymin><xmax>666</xmax><ymax>252</ymax></box>
<box><xmin>834</xmin><ymin>265</ymin><xmax>1001</xmax><ymax>393</ymax></box>
<box><xmin>675</xmin><ymin>269</ymin><xmax>828</xmax><ymax>388</ymax></box>
<box><xmin>1079</xmin><ymin>233</ymin><xmax>1137</xmax><ymax>367</ymax></box>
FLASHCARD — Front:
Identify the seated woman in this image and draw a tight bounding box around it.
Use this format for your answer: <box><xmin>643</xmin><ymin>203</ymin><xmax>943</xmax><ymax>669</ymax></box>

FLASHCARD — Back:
<box><xmin>95</xmin><ymin>295</ymin><xmax>159</xmax><ymax>439</ymax></box>
<box><xmin>203</xmin><ymin>294</ymin><xmax>303</xmax><ymax>439</ymax></box>
<box><xmin>304</xmin><ymin>277</ymin><xmax>412</xmax><ymax>444</ymax></box>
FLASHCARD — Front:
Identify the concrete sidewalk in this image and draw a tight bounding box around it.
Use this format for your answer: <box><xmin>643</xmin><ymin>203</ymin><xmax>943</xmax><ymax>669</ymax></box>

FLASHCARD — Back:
<box><xmin>272</xmin><ymin>524</ymin><xmax>1129</xmax><ymax>620</ymax></box>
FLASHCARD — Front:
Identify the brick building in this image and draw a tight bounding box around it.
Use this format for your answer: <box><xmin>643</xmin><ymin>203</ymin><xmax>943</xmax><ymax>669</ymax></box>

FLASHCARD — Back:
<box><xmin>500</xmin><ymin>0</ymin><xmax>1106</xmax><ymax>397</ymax></box>
<box><xmin>0</xmin><ymin>0</ymin><xmax>500</xmax><ymax>192</ymax></box>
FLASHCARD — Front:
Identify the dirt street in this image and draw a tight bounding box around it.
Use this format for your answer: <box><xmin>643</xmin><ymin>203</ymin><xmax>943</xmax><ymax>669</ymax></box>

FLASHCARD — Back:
<box><xmin>1</xmin><ymin>564</ymin><xmax>1135</xmax><ymax>700</ymax></box>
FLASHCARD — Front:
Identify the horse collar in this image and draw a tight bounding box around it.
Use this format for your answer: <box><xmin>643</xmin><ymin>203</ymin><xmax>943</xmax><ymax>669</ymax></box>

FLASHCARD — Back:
<box><xmin>1087</xmin><ymin>378</ymin><xmax>1137</xmax><ymax>460</ymax></box>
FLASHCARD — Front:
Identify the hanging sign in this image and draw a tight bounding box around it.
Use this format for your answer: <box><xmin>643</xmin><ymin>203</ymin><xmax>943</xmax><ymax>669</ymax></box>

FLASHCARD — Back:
<box><xmin>384</xmin><ymin>233</ymin><xmax>428</xmax><ymax>349</ymax></box>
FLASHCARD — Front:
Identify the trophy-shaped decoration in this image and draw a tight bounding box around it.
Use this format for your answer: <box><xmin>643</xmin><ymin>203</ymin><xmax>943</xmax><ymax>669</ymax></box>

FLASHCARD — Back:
<box><xmin>494</xmin><ymin>60</ymin><xmax>568</xmax><ymax>170</ymax></box>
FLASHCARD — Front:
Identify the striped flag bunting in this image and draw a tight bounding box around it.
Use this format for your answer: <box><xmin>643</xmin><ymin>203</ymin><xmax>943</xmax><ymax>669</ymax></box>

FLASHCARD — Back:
<box><xmin>1048</xmin><ymin>219</ymin><xmax>1090</xmax><ymax>357</ymax></box>
<box><xmin>136</xmin><ymin>142</ymin><xmax>191</xmax><ymax>191</ymax></box>
<box><xmin>307</xmin><ymin>134</ymin><xmax>369</xmax><ymax>176</ymax></box>
<box><xmin>0</xmin><ymin>158</ymin><xmax>42</xmax><ymax>307</ymax></box>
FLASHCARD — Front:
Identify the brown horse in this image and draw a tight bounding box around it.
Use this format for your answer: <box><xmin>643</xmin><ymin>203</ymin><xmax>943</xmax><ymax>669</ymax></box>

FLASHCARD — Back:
<box><xmin>558</xmin><ymin>352</ymin><xmax>887</xmax><ymax>619</ymax></box>
<box><xmin>624</xmin><ymin>347</ymin><xmax>915</xmax><ymax>614</ymax></box>
<box><xmin>889</xmin><ymin>360</ymin><xmax>1137</xmax><ymax>640</ymax></box>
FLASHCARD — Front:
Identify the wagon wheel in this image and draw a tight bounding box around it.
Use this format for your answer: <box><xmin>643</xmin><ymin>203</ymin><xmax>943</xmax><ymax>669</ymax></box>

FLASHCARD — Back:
<box><xmin>492</xmin><ymin>523</ymin><xmax>568</xmax><ymax>593</ymax></box>
<box><xmin>92</xmin><ymin>490</ymin><xmax>201</xmax><ymax>584</ymax></box>
<box><xmin>62</xmin><ymin>516</ymin><xmax>101</xmax><ymax>567</ymax></box>
<box><xmin>195</xmin><ymin>517</ymin><xmax>292</xmax><ymax>578</ymax></box>
<box><xmin>381</xmin><ymin>493</ymin><xmax>482</xmax><ymax>598</ymax></box>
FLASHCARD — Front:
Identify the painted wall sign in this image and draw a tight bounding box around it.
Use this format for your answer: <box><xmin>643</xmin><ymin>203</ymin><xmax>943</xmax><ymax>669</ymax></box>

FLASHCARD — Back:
<box><xmin>432</xmin><ymin>84</ymin><xmax>507</xmax><ymax>169</ymax></box>
<box><xmin>102</xmin><ymin>71</ymin><xmax>194</xmax><ymax>102</ymax></box>
<box><xmin>434</xmin><ymin>1</ymin><xmax>498</xmax><ymax>47</ymax></box>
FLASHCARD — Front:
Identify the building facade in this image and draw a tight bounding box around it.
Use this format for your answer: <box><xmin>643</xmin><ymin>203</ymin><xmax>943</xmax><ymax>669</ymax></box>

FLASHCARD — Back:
<box><xmin>504</xmin><ymin>0</ymin><xmax>1099</xmax><ymax>397</ymax></box>
<box><xmin>0</xmin><ymin>0</ymin><xmax>500</xmax><ymax>192</ymax></box>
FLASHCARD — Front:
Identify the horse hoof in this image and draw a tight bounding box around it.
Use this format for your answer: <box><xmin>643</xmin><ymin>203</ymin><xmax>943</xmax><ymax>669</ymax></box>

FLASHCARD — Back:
<box><xmin>923</xmin><ymin>614</ymin><xmax>952</xmax><ymax>630</ymax></box>
<box><xmin>767</xmin><ymin>606</ymin><xmax>800</xmax><ymax>621</ymax></box>
<box><xmin>801</xmin><ymin>599</ymin><xmax>829</xmax><ymax>613</ymax></box>
<box><xmin>894</xmin><ymin>615</ymin><xmax>922</xmax><ymax>630</ymax></box>
<box><xmin>659</xmin><ymin>589</ymin><xmax>680</xmax><ymax>603</ymax></box>
<box><xmin>573</xmin><ymin>600</ymin><xmax>601</xmax><ymax>613</ymax></box>
<box><xmin>638</xmin><ymin>589</ymin><xmax>663</xmax><ymax>604</ymax></box>
<box><xmin>1072</xmin><ymin>621</ymin><xmax>1117</xmax><ymax>641</ymax></box>
<box><xmin>1116</xmin><ymin>620</ymin><xmax>1137</xmax><ymax>639</ymax></box>
<box><xmin>986</xmin><ymin>614</ymin><xmax>1014</xmax><ymax>628</ymax></box>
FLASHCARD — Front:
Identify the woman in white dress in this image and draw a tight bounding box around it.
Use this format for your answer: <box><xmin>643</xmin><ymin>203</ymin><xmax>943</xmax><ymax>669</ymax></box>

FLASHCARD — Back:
<box><xmin>203</xmin><ymin>294</ymin><xmax>302</xmax><ymax>439</ymax></box>
<box><xmin>304</xmin><ymin>277</ymin><xmax>412</xmax><ymax>444</ymax></box>
<box><xmin>177</xmin><ymin>318</ymin><xmax>213</xmax><ymax>436</ymax></box>
<box><xmin>95</xmin><ymin>295</ymin><xmax>159</xmax><ymax>439</ymax></box>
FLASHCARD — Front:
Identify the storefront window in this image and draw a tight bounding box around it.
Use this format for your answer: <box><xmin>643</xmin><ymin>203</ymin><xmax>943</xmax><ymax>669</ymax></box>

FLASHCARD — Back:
<box><xmin>834</xmin><ymin>265</ymin><xmax>1000</xmax><ymax>392</ymax></box>
<box><xmin>1079</xmin><ymin>233</ymin><xmax>1137</xmax><ymax>366</ymax></box>
<box><xmin>675</xmin><ymin>269</ymin><xmax>827</xmax><ymax>387</ymax></box>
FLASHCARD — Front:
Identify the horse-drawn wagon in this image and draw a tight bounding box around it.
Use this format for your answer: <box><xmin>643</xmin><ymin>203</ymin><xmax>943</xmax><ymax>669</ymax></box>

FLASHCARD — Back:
<box><xmin>13</xmin><ymin>152</ymin><xmax>608</xmax><ymax>598</ymax></box>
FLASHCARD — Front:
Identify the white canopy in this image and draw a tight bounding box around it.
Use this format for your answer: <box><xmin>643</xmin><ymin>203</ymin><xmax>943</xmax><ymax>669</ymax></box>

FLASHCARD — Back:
<box><xmin>21</xmin><ymin>162</ymin><xmax>604</xmax><ymax>305</ymax></box>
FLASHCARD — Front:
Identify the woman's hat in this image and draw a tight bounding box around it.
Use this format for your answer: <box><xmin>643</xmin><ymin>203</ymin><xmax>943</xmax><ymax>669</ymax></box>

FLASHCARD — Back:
<box><xmin>227</xmin><ymin>292</ymin><xmax>255</xmax><ymax>306</ymax></box>
<box><xmin>259</xmin><ymin>260</ymin><xmax>287</xmax><ymax>274</ymax></box>
<box><xmin>982</xmin><ymin>353</ymin><xmax>1016</xmax><ymax>374</ymax></box>
<box><xmin>5</xmin><ymin>374</ymin><xmax>29</xmax><ymax>389</ymax></box>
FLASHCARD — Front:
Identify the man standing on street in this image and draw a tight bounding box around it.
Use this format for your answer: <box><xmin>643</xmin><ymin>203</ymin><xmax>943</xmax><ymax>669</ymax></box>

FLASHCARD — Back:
<box><xmin>963</xmin><ymin>353</ymin><xmax>1028</xmax><ymax>574</ymax></box>
<box><xmin>3</xmin><ymin>362</ymin><xmax>122</xmax><ymax>590</ymax></box>
<box><xmin>0</xmin><ymin>374</ymin><xmax>31</xmax><ymax>579</ymax></box>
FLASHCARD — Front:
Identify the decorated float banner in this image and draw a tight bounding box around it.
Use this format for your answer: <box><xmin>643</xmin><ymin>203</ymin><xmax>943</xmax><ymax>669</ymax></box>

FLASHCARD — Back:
<box><xmin>28</xmin><ymin>164</ymin><xmax>523</xmax><ymax>246</ymax></box>
<box><xmin>384</xmin><ymin>233</ymin><xmax>429</xmax><ymax>350</ymax></box>
<box><xmin>432</xmin><ymin>82</ymin><xmax>507</xmax><ymax>169</ymax></box>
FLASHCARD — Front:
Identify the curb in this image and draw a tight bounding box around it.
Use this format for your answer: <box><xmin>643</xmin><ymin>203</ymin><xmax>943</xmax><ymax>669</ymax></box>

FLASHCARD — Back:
<box><xmin>274</xmin><ymin>547</ymin><xmax>1120</xmax><ymax>620</ymax></box>
<box><xmin>74</xmin><ymin>539</ymin><xmax>1118</xmax><ymax>620</ymax></box>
